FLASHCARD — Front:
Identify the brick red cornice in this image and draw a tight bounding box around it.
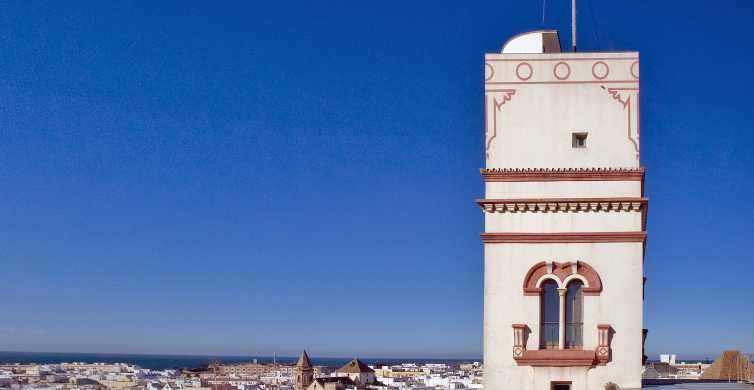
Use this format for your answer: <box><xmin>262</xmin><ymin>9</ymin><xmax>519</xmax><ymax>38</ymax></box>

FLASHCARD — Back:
<box><xmin>514</xmin><ymin>349</ymin><xmax>599</xmax><ymax>367</ymax></box>
<box><xmin>480</xmin><ymin>167</ymin><xmax>645</xmax><ymax>182</ymax></box>
<box><xmin>480</xmin><ymin>232</ymin><xmax>647</xmax><ymax>243</ymax></box>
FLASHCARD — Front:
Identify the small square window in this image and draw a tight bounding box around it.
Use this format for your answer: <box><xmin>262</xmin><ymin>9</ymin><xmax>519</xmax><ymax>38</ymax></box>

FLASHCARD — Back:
<box><xmin>552</xmin><ymin>382</ymin><xmax>572</xmax><ymax>390</ymax></box>
<box><xmin>572</xmin><ymin>132</ymin><xmax>588</xmax><ymax>148</ymax></box>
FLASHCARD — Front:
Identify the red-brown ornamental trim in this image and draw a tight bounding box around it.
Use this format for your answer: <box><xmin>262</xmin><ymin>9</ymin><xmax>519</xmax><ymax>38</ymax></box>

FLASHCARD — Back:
<box><xmin>513</xmin><ymin>349</ymin><xmax>598</xmax><ymax>367</ymax></box>
<box><xmin>522</xmin><ymin>261</ymin><xmax>603</xmax><ymax>296</ymax></box>
<box><xmin>476</xmin><ymin>197</ymin><xmax>647</xmax><ymax>213</ymax></box>
<box><xmin>480</xmin><ymin>167</ymin><xmax>645</xmax><ymax>182</ymax></box>
<box><xmin>480</xmin><ymin>232</ymin><xmax>647</xmax><ymax>244</ymax></box>
<box><xmin>597</xmin><ymin>324</ymin><xmax>612</xmax><ymax>330</ymax></box>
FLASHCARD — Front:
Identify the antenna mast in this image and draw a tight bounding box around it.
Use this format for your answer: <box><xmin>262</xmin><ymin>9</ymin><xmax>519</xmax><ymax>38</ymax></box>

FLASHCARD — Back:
<box><xmin>571</xmin><ymin>0</ymin><xmax>577</xmax><ymax>52</ymax></box>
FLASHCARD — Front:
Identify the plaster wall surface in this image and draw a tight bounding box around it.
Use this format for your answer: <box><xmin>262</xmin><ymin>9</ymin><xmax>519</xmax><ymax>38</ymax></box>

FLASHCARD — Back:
<box><xmin>485</xmin><ymin>181</ymin><xmax>642</xmax><ymax>199</ymax></box>
<box><xmin>484</xmin><ymin>211</ymin><xmax>643</xmax><ymax>233</ymax></box>
<box><xmin>484</xmin><ymin>243</ymin><xmax>644</xmax><ymax>390</ymax></box>
<box><xmin>484</xmin><ymin>52</ymin><xmax>640</xmax><ymax>170</ymax></box>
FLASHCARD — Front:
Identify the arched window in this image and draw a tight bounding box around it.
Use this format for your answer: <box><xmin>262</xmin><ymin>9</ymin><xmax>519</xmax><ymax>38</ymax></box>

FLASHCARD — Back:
<box><xmin>565</xmin><ymin>280</ymin><xmax>584</xmax><ymax>348</ymax></box>
<box><xmin>540</xmin><ymin>279</ymin><xmax>560</xmax><ymax>349</ymax></box>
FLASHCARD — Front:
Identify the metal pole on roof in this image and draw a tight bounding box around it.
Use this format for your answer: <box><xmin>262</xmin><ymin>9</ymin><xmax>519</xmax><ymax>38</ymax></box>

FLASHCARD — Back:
<box><xmin>572</xmin><ymin>0</ymin><xmax>577</xmax><ymax>52</ymax></box>
<box><xmin>542</xmin><ymin>0</ymin><xmax>547</xmax><ymax>24</ymax></box>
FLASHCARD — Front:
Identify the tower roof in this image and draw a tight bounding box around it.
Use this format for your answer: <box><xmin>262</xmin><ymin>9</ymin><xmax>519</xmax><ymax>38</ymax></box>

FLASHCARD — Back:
<box><xmin>700</xmin><ymin>350</ymin><xmax>754</xmax><ymax>380</ymax></box>
<box><xmin>337</xmin><ymin>358</ymin><xmax>374</xmax><ymax>374</ymax></box>
<box><xmin>296</xmin><ymin>350</ymin><xmax>312</xmax><ymax>368</ymax></box>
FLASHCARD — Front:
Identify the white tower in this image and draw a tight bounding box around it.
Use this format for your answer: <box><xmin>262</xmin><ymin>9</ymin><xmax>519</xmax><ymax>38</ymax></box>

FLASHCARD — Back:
<box><xmin>480</xmin><ymin>31</ymin><xmax>647</xmax><ymax>390</ymax></box>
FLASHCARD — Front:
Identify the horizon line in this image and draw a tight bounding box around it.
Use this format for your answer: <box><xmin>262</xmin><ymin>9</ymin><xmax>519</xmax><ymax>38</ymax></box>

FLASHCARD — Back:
<box><xmin>0</xmin><ymin>350</ymin><xmax>484</xmax><ymax>361</ymax></box>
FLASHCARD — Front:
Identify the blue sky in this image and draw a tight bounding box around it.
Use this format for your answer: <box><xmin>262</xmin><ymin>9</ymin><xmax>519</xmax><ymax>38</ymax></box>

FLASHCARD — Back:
<box><xmin>1</xmin><ymin>1</ymin><xmax>753</xmax><ymax>359</ymax></box>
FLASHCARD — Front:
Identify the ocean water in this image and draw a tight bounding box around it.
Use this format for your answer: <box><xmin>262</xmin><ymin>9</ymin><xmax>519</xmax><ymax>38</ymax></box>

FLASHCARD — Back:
<box><xmin>0</xmin><ymin>352</ymin><xmax>480</xmax><ymax>370</ymax></box>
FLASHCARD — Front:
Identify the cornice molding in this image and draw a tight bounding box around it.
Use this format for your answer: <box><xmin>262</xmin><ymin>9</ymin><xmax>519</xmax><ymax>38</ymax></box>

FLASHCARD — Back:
<box><xmin>480</xmin><ymin>167</ymin><xmax>645</xmax><ymax>182</ymax></box>
<box><xmin>476</xmin><ymin>197</ymin><xmax>647</xmax><ymax>213</ymax></box>
<box><xmin>481</xmin><ymin>232</ymin><xmax>647</xmax><ymax>244</ymax></box>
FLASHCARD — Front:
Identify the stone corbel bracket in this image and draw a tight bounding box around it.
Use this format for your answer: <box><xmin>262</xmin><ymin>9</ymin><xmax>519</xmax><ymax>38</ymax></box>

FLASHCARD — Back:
<box><xmin>476</xmin><ymin>197</ymin><xmax>647</xmax><ymax>213</ymax></box>
<box><xmin>596</xmin><ymin>324</ymin><xmax>613</xmax><ymax>365</ymax></box>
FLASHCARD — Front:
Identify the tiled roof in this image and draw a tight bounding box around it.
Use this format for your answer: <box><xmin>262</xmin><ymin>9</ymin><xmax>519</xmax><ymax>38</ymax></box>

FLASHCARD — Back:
<box><xmin>336</xmin><ymin>358</ymin><xmax>374</xmax><ymax>374</ymax></box>
<box><xmin>700</xmin><ymin>351</ymin><xmax>754</xmax><ymax>381</ymax></box>
<box><xmin>313</xmin><ymin>377</ymin><xmax>354</xmax><ymax>386</ymax></box>
<box><xmin>650</xmin><ymin>362</ymin><xmax>679</xmax><ymax>377</ymax></box>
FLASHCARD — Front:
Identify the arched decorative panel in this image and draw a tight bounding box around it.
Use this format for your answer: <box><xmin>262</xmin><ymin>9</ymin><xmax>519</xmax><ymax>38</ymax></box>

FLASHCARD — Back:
<box><xmin>523</xmin><ymin>261</ymin><xmax>602</xmax><ymax>296</ymax></box>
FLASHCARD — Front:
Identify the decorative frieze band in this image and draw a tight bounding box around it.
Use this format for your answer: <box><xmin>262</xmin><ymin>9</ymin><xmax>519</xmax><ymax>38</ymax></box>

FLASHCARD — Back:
<box><xmin>484</xmin><ymin>56</ymin><xmax>638</xmax><ymax>85</ymax></box>
<box><xmin>480</xmin><ymin>167</ymin><xmax>645</xmax><ymax>182</ymax></box>
<box><xmin>480</xmin><ymin>232</ymin><xmax>647</xmax><ymax>243</ymax></box>
<box><xmin>476</xmin><ymin>197</ymin><xmax>647</xmax><ymax>213</ymax></box>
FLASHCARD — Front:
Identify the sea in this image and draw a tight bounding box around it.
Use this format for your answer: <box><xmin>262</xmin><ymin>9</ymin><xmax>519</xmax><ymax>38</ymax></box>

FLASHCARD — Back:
<box><xmin>0</xmin><ymin>352</ymin><xmax>481</xmax><ymax>370</ymax></box>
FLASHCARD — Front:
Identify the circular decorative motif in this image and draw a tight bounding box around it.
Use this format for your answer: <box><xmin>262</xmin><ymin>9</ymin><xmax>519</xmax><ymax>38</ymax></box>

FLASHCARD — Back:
<box><xmin>591</xmin><ymin>61</ymin><xmax>610</xmax><ymax>80</ymax></box>
<box><xmin>598</xmin><ymin>346</ymin><xmax>609</xmax><ymax>356</ymax></box>
<box><xmin>513</xmin><ymin>346</ymin><xmax>523</xmax><ymax>357</ymax></box>
<box><xmin>515</xmin><ymin>62</ymin><xmax>533</xmax><ymax>81</ymax></box>
<box><xmin>485</xmin><ymin>63</ymin><xmax>494</xmax><ymax>81</ymax></box>
<box><xmin>630</xmin><ymin>60</ymin><xmax>639</xmax><ymax>79</ymax></box>
<box><xmin>553</xmin><ymin>61</ymin><xmax>571</xmax><ymax>80</ymax></box>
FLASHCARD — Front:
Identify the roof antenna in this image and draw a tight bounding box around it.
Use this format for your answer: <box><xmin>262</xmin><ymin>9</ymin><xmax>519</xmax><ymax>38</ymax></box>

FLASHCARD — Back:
<box><xmin>571</xmin><ymin>0</ymin><xmax>577</xmax><ymax>52</ymax></box>
<box><xmin>541</xmin><ymin>0</ymin><xmax>546</xmax><ymax>24</ymax></box>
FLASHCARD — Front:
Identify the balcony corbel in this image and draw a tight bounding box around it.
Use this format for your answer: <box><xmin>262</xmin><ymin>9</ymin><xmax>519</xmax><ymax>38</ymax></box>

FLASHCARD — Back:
<box><xmin>596</xmin><ymin>324</ymin><xmax>613</xmax><ymax>365</ymax></box>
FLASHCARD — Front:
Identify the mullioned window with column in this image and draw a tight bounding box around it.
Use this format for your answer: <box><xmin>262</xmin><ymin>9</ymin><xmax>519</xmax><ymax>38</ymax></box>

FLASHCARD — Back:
<box><xmin>512</xmin><ymin>261</ymin><xmax>612</xmax><ymax>367</ymax></box>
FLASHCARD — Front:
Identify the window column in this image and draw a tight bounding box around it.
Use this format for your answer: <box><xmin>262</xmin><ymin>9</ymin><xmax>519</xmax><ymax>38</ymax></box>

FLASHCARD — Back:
<box><xmin>558</xmin><ymin>288</ymin><xmax>567</xmax><ymax>350</ymax></box>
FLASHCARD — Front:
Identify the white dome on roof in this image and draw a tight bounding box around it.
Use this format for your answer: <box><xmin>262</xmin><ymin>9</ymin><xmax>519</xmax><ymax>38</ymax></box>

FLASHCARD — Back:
<box><xmin>502</xmin><ymin>30</ymin><xmax>561</xmax><ymax>54</ymax></box>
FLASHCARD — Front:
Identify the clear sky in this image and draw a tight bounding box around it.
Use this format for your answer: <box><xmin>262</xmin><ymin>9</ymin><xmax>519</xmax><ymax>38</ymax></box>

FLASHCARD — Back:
<box><xmin>1</xmin><ymin>0</ymin><xmax>753</xmax><ymax>360</ymax></box>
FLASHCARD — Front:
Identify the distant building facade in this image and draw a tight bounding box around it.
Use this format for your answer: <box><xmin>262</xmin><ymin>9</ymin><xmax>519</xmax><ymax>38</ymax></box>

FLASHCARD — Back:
<box><xmin>481</xmin><ymin>31</ymin><xmax>647</xmax><ymax>390</ymax></box>
<box><xmin>292</xmin><ymin>353</ymin><xmax>382</xmax><ymax>390</ymax></box>
<box><xmin>659</xmin><ymin>354</ymin><xmax>677</xmax><ymax>365</ymax></box>
<box><xmin>218</xmin><ymin>363</ymin><xmax>276</xmax><ymax>377</ymax></box>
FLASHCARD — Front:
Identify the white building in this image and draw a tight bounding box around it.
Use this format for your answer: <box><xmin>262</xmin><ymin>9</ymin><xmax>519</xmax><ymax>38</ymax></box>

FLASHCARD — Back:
<box><xmin>659</xmin><ymin>354</ymin><xmax>676</xmax><ymax>365</ymax></box>
<box><xmin>333</xmin><ymin>358</ymin><xmax>376</xmax><ymax>386</ymax></box>
<box><xmin>480</xmin><ymin>30</ymin><xmax>647</xmax><ymax>390</ymax></box>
